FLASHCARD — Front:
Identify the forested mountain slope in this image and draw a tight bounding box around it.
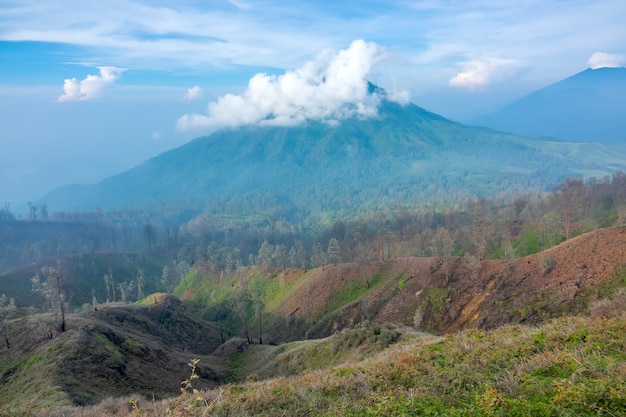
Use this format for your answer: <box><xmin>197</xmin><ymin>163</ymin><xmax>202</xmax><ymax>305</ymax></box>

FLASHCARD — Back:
<box><xmin>41</xmin><ymin>99</ymin><xmax>626</xmax><ymax>214</ymax></box>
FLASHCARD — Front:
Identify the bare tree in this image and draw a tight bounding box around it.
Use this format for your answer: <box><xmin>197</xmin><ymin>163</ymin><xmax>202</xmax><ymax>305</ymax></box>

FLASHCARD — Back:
<box><xmin>137</xmin><ymin>269</ymin><xmax>145</xmax><ymax>300</ymax></box>
<box><xmin>296</xmin><ymin>240</ymin><xmax>307</xmax><ymax>272</ymax></box>
<box><xmin>288</xmin><ymin>245</ymin><xmax>297</xmax><ymax>268</ymax></box>
<box><xmin>0</xmin><ymin>202</ymin><xmax>15</xmax><ymax>220</ymax></box>
<box><xmin>0</xmin><ymin>294</ymin><xmax>16</xmax><ymax>349</ymax></box>
<box><xmin>327</xmin><ymin>238</ymin><xmax>341</xmax><ymax>266</ymax></box>
<box><xmin>502</xmin><ymin>240</ymin><xmax>517</xmax><ymax>260</ymax></box>
<box><xmin>549</xmin><ymin>178</ymin><xmax>585</xmax><ymax>240</ymax></box>
<box><xmin>27</xmin><ymin>202</ymin><xmax>38</xmax><ymax>221</ymax></box>
<box><xmin>273</xmin><ymin>244</ymin><xmax>287</xmax><ymax>271</ymax></box>
<box><xmin>431</xmin><ymin>227</ymin><xmax>454</xmax><ymax>283</ymax></box>
<box><xmin>256</xmin><ymin>240</ymin><xmax>274</xmax><ymax>269</ymax></box>
<box><xmin>143</xmin><ymin>223</ymin><xmax>157</xmax><ymax>252</ymax></box>
<box><xmin>117</xmin><ymin>280</ymin><xmax>135</xmax><ymax>303</ymax></box>
<box><xmin>251</xmin><ymin>278</ymin><xmax>267</xmax><ymax>344</ymax></box>
<box><xmin>310</xmin><ymin>242</ymin><xmax>326</xmax><ymax>268</ymax></box>
<box><xmin>103</xmin><ymin>268</ymin><xmax>116</xmax><ymax>302</ymax></box>
<box><xmin>161</xmin><ymin>264</ymin><xmax>178</xmax><ymax>293</ymax></box>
<box><xmin>233</xmin><ymin>283</ymin><xmax>253</xmax><ymax>344</ymax></box>
<box><xmin>462</xmin><ymin>252</ymin><xmax>481</xmax><ymax>280</ymax></box>
<box><xmin>40</xmin><ymin>204</ymin><xmax>48</xmax><ymax>221</ymax></box>
<box><xmin>467</xmin><ymin>200</ymin><xmax>489</xmax><ymax>260</ymax></box>
<box><xmin>32</xmin><ymin>261</ymin><xmax>67</xmax><ymax>332</ymax></box>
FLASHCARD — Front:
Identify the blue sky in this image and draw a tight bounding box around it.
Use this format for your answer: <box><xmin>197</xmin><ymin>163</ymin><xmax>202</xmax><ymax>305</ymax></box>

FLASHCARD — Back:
<box><xmin>1</xmin><ymin>0</ymin><xmax>625</xmax><ymax>207</ymax></box>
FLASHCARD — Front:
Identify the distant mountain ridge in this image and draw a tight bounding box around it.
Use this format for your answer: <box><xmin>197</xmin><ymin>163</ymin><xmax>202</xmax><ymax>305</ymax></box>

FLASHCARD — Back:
<box><xmin>40</xmin><ymin>97</ymin><xmax>626</xmax><ymax>214</ymax></box>
<box><xmin>470</xmin><ymin>67</ymin><xmax>626</xmax><ymax>144</ymax></box>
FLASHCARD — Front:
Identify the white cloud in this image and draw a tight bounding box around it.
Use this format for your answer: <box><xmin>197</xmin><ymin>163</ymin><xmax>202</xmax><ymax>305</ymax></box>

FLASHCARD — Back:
<box><xmin>228</xmin><ymin>0</ymin><xmax>251</xmax><ymax>10</ymax></box>
<box><xmin>57</xmin><ymin>66</ymin><xmax>124</xmax><ymax>102</ymax></box>
<box><xmin>184</xmin><ymin>85</ymin><xmax>203</xmax><ymax>101</ymax></box>
<box><xmin>177</xmin><ymin>39</ymin><xmax>409</xmax><ymax>131</ymax></box>
<box><xmin>588</xmin><ymin>52</ymin><xmax>624</xmax><ymax>69</ymax></box>
<box><xmin>448</xmin><ymin>58</ymin><xmax>521</xmax><ymax>90</ymax></box>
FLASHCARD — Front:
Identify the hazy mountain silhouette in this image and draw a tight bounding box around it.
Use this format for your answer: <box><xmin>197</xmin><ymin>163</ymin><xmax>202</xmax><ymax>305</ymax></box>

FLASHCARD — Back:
<box><xmin>40</xmin><ymin>98</ymin><xmax>624</xmax><ymax>213</ymax></box>
<box><xmin>470</xmin><ymin>67</ymin><xmax>626</xmax><ymax>144</ymax></box>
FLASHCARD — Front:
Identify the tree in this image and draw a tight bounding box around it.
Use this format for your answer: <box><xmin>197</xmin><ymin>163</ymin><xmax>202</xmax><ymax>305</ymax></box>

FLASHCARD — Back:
<box><xmin>431</xmin><ymin>227</ymin><xmax>454</xmax><ymax>283</ymax></box>
<box><xmin>256</xmin><ymin>240</ymin><xmax>274</xmax><ymax>269</ymax></box>
<box><xmin>233</xmin><ymin>282</ymin><xmax>253</xmax><ymax>344</ymax></box>
<box><xmin>0</xmin><ymin>294</ymin><xmax>16</xmax><ymax>349</ymax></box>
<box><xmin>502</xmin><ymin>240</ymin><xmax>516</xmax><ymax>260</ymax></box>
<box><xmin>463</xmin><ymin>252</ymin><xmax>481</xmax><ymax>280</ymax></box>
<box><xmin>288</xmin><ymin>245</ymin><xmax>298</xmax><ymax>268</ymax></box>
<box><xmin>137</xmin><ymin>269</ymin><xmax>145</xmax><ymax>300</ymax></box>
<box><xmin>143</xmin><ymin>223</ymin><xmax>157</xmax><ymax>252</ymax></box>
<box><xmin>251</xmin><ymin>278</ymin><xmax>267</xmax><ymax>344</ymax></box>
<box><xmin>40</xmin><ymin>204</ymin><xmax>48</xmax><ymax>221</ymax></box>
<box><xmin>161</xmin><ymin>264</ymin><xmax>178</xmax><ymax>293</ymax></box>
<box><xmin>376</xmin><ymin>210</ymin><xmax>390</xmax><ymax>260</ymax></box>
<box><xmin>27</xmin><ymin>202</ymin><xmax>38</xmax><ymax>221</ymax></box>
<box><xmin>32</xmin><ymin>261</ymin><xmax>67</xmax><ymax>332</ymax></box>
<box><xmin>296</xmin><ymin>240</ymin><xmax>307</xmax><ymax>272</ymax></box>
<box><xmin>310</xmin><ymin>242</ymin><xmax>326</xmax><ymax>268</ymax></box>
<box><xmin>0</xmin><ymin>202</ymin><xmax>15</xmax><ymax>221</ymax></box>
<box><xmin>273</xmin><ymin>244</ymin><xmax>287</xmax><ymax>271</ymax></box>
<box><xmin>467</xmin><ymin>200</ymin><xmax>489</xmax><ymax>260</ymax></box>
<box><xmin>327</xmin><ymin>238</ymin><xmax>341</xmax><ymax>266</ymax></box>
<box><xmin>103</xmin><ymin>268</ymin><xmax>116</xmax><ymax>302</ymax></box>
<box><xmin>549</xmin><ymin>178</ymin><xmax>585</xmax><ymax>240</ymax></box>
<box><xmin>117</xmin><ymin>280</ymin><xmax>135</xmax><ymax>303</ymax></box>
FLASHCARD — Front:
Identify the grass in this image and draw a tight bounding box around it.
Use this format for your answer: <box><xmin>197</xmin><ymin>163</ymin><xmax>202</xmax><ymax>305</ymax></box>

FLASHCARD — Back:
<box><xmin>171</xmin><ymin>314</ymin><xmax>626</xmax><ymax>417</ymax></box>
<box><xmin>227</xmin><ymin>322</ymin><xmax>414</xmax><ymax>382</ymax></box>
<box><xmin>325</xmin><ymin>274</ymin><xmax>384</xmax><ymax>316</ymax></box>
<box><xmin>0</xmin><ymin>316</ymin><xmax>73</xmax><ymax>413</ymax></box>
<box><xmin>4</xmin><ymin>313</ymin><xmax>626</xmax><ymax>416</ymax></box>
<box><xmin>6</xmin><ymin>229</ymin><xmax>626</xmax><ymax>415</ymax></box>
<box><xmin>174</xmin><ymin>265</ymin><xmax>396</xmax><ymax>344</ymax></box>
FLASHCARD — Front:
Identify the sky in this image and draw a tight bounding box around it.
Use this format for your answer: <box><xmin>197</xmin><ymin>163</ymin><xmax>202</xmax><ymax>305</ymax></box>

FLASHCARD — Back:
<box><xmin>1</xmin><ymin>0</ymin><xmax>625</xmax><ymax>207</ymax></box>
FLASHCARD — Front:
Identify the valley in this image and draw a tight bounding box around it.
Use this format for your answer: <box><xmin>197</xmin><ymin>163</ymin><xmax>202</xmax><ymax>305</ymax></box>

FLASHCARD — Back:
<box><xmin>1</xmin><ymin>68</ymin><xmax>626</xmax><ymax>416</ymax></box>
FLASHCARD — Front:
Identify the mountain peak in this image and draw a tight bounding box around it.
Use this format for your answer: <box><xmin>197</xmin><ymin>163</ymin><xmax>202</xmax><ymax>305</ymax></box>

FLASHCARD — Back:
<box><xmin>39</xmin><ymin>98</ymin><xmax>622</xmax><ymax>213</ymax></box>
<box><xmin>470</xmin><ymin>68</ymin><xmax>626</xmax><ymax>144</ymax></box>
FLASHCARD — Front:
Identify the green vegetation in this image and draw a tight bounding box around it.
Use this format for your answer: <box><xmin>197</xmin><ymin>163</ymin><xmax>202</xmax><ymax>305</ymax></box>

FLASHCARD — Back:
<box><xmin>414</xmin><ymin>287</ymin><xmax>450</xmax><ymax>333</ymax></box>
<box><xmin>173</xmin><ymin>315</ymin><xmax>626</xmax><ymax>417</ymax></box>
<box><xmin>325</xmin><ymin>274</ymin><xmax>384</xmax><ymax>315</ymax></box>
<box><xmin>228</xmin><ymin>321</ymin><xmax>410</xmax><ymax>382</ymax></box>
<box><xmin>3</xmin><ymin>150</ymin><xmax>626</xmax><ymax>415</ymax></box>
<box><xmin>16</xmin><ymin>314</ymin><xmax>622</xmax><ymax>416</ymax></box>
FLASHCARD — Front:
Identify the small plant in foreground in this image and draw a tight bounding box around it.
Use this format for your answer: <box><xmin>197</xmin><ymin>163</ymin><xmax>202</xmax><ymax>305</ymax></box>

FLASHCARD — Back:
<box><xmin>169</xmin><ymin>358</ymin><xmax>202</xmax><ymax>416</ymax></box>
<box><xmin>168</xmin><ymin>358</ymin><xmax>225</xmax><ymax>417</ymax></box>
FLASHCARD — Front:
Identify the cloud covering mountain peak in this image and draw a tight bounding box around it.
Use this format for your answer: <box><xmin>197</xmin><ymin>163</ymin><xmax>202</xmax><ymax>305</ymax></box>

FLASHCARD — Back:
<box><xmin>177</xmin><ymin>40</ymin><xmax>409</xmax><ymax>131</ymax></box>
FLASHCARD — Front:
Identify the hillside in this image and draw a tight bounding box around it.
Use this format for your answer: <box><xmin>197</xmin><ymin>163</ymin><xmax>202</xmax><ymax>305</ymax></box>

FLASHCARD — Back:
<box><xmin>0</xmin><ymin>295</ymin><xmax>225</xmax><ymax>409</ymax></box>
<box><xmin>2</xmin><ymin>227</ymin><xmax>626</xmax><ymax>414</ymax></box>
<box><xmin>182</xmin><ymin>315</ymin><xmax>626</xmax><ymax>417</ymax></box>
<box><xmin>470</xmin><ymin>67</ymin><xmax>626</xmax><ymax>144</ymax></box>
<box><xmin>179</xmin><ymin>227</ymin><xmax>626</xmax><ymax>343</ymax></box>
<box><xmin>39</xmin><ymin>99</ymin><xmax>626</xmax><ymax>213</ymax></box>
<box><xmin>8</xmin><ymin>314</ymin><xmax>626</xmax><ymax>416</ymax></box>
<box><xmin>4</xmin><ymin>226</ymin><xmax>625</xmax><ymax>339</ymax></box>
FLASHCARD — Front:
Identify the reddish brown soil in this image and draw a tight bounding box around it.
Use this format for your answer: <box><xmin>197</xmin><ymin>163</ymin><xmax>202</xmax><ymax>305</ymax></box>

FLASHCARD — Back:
<box><xmin>268</xmin><ymin>227</ymin><xmax>626</xmax><ymax>337</ymax></box>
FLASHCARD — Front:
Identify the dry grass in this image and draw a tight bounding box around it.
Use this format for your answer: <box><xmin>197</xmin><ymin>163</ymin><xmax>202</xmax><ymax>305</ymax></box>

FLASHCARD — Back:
<box><xmin>21</xmin><ymin>314</ymin><xmax>624</xmax><ymax>417</ymax></box>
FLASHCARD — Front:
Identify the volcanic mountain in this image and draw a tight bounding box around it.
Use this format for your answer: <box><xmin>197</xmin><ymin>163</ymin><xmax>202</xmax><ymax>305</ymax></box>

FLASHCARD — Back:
<box><xmin>40</xmin><ymin>98</ymin><xmax>626</xmax><ymax>214</ymax></box>
<box><xmin>470</xmin><ymin>67</ymin><xmax>626</xmax><ymax>144</ymax></box>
